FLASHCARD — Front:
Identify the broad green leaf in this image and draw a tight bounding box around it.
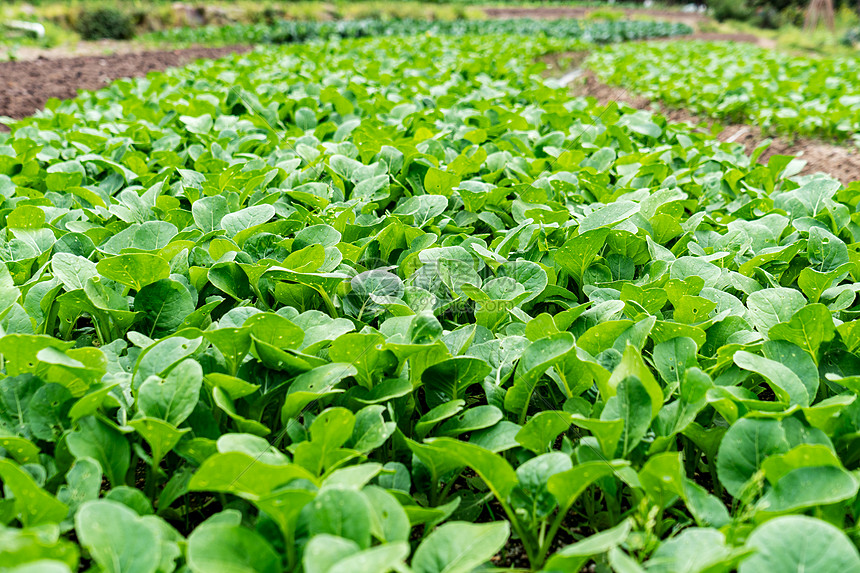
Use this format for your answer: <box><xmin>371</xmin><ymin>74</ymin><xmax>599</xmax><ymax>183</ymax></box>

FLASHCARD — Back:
<box><xmin>600</xmin><ymin>376</ymin><xmax>652</xmax><ymax>456</ymax></box>
<box><xmin>67</xmin><ymin>417</ymin><xmax>130</xmax><ymax>488</ymax></box>
<box><xmin>328</xmin><ymin>332</ymin><xmax>398</xmax><ymax>389</ymax></box>
<box><xmin>51</xmin><ymin>253</ymin><xmax>98</xmax><ymax>292</ymax></box>
<box><xmin>217</xmin><ymin>433</ymin><xmax>288</xmax><ymax>466</ymax></box>
<box><xmin>740</xmin><ymin>516</ymin><xmax>860</xmax><ymax>573</ymax></box>
<box><xmin>132</xmin><ymin>335</ymin><xmax>202</xmax><ymax>388</ymax></box>
<box><xmin>0</xmin><ymin>335</ymin><xmax>74</xmax><ymax>377</ymax></box>
<box><xmin>221</xmin><ymin>205</ymin><xmax>276</xmax><ymax>237</ymax></box>
<box><xmin>545</xmin><ymin>519</ymin><xmax>633</xmax><ymax>572</ymax></box>
<box><xmin>406</xmin><ymin>437</ymin><xmax>464</xmax><ymax>488</ymax></box>
<box><xmin>768</xmin><ymin>303</ymin><xmax>835</xmax><ymax>364</ymax></box>
<box><xmin>363</xmin><ymin>485</ymin><xmax>410</xmax><ymax>543</ymax></box>
<box><xmin>510</xmin><ymin>452</ymin><xmax>572</xmax><ymax>524</ymax></box>
<box><xmin>412</xmin><ymin>521</ymin><xmax>509</xmax><ymax>573</ymax></box>
<box><xmin>293</xmin><ymin>407</ymin><xmax>357</xmax><ymax>474</ymax></box>
<box><xmin>746</xmin><ymin>288</ymin><xmax>807</xmax><ymax>334</ymax></box>
<box><xmin>97</xmin><ymin>254</ymin><xmax>170</xmax><ymax>292</ymax></box>
<box><xmin>189</xmin><ymin>452</ymin><xmax>315</xmax><ymax>500</ymax></box>
<box><xmin>683</xmin><ymin>479</ymin><xmax>730</xmax><ymax>528</ymax></box>
<box><xmin>187</xmin><ymin>519</ymin><xmax>280</xmax><ymax>573</ymax></box>
<box><xmin>192</xmin><ymin>195</ymin><xmax>229</xmax><ymax>233</ymax></box>
<box><xmin>807</xmin><ymin>226</ymin><xmax>849</xmax><ymax>273</ymax></box>
<box><xmin>245</xmin><ymin>312</ymin><xmax>305</xmax><ymax>350</ymax></box>
<box><xmin>254</xmin><ymin>488</ymin><xmax>316</xmax><ymax>547</ymax></box>
<box><xmin>579</xmin><ymin>201</ymin><xmax>639</xmax><ymax>233</ymax></box>
<box><xmin>129</xmin><ymin>417</ymin><xmax>188</xmax><ymax>467</ymax></box>
<box><xmin>415</xmin><ymin>400</ymin><xmax>466</xmax><ymax>439</ymax></box>
<box><xmin>570</xmin><ymin>415</ymin><xmax>625</xmax><ymax>458</ymax></box>
<box><xmin>0</xmin><ymin>458</ymin><xmax>68</xmax><ymax>526</ymax></box>
<box><xmin>652</xmin><ymin>337</ymin><xmax>698</xmax><ymax>387</ymax></box>
<box><xmin>652</xmin><ymin>368</ymin><xmax>710</xmax><ymax>445</ymax></box>
<box><xmin>761</xmin><ymin>340</ymin><xmax>818</xmax><ymax>403</ymax></box>
<box><xmin>423</xmin><ymin>167</ymin><xmax>460</xmax><ymax>196</ymax></box>
<box><xmin>555</xmin><ymin>228</ymin><xmax>611</xmax><ymax>285</ymax></box>
<box><xmin>435</xmin><ymin>405</ymin><xmax>502</xmax><ymax>438</ymax></box>
<box><xmin>302</xmin><ymin>535</ymin><xmax>361</xmax><ymax>573</ymax></box>
<box><xmin>733</xmin><ymin>351</ymin><xmax>811</xmax><ymax>407</ymax></box>
<box><xmin>761</xmin><ymin>444</ymin><xmax>842</xmax><ymax>484</ymax></box>
<box><xmin>5</xmin><ymin>562</ymin><xmax>73</xmax><ymax>573</ymax></box>
<box><xmin>515</xmin><ymin>410</ymin><xmax>573</xmax><ymax>454</ymax></box>
<box><xmin>0</xmin><ymin>435</ymin><xmax>41</xmax><ymax>463</ymax></box>
<box><xmin>57</xmin><ymin>458</ymin><xmax>102</xmax><ymax>514</ymax></box>
<box><xmin>422</xmin><ymin>356</ymin><xmax>491</xmax><ymax>408</ymax></box>
<box><xmin>716</xmin><ymin>418</ymin><xmax>789</xmax><ymax>499</ymax></box>
<box><xmin>798</xmin><ymin>265</ymin><xmax>850</xmax><ymax>303</ymax></box>
<box><xmin>548</xmin><ymin>460</ymin><xmax>629</xmax><ymax>511</ymax></box>
<box><xmin>638</xmin><ymin>452</ymin><xmax>686</xmax><ymax>506</ymax></box>
<box><xmin>310</xmin><ymin>407</ymin><xmax>355</xmax><ymax>449</ymax></box>
<box><xmin>424</xmin><ymin>438</ymin><xmax>517</xmax><ymax>501</ymax></box>
<box><xmin>303</xmin><ymin>535</ymin><xmax>408</xmax><ymax>573</ymax></box>
<box><xmin>602</xmin><ymin>344</ymin><xmax>663</xmax><ymax>419</ymax></box>
<box><xmin>757</xmin><ymin>465</ymin><xmax>858</xmax><ymax>513</ymax></box>
<box><xmin>137</xmin><ymin>358</ymin><xmax>203</xmax><ymax>426</ymax></box>
<box><xmin>133</xmin><ymin>279</ymin><xmax>195</xmax><ymax>337</ymax></box>
<box><xmin>100</xmin><ymin>222</ymin><xmax>177</xmax><ymax>254</ymax></box>
<box><xmin>308</xmin><ymin>488</ymin><xmax>373</xmax><ymax>549</ymax></box>
<box><xmin>348</xmin><ymin>405</ymin><xmax>396</xmax><ymax>452</ymax></box>
<box><xmin>645</xmin><ymin>528</ymin><xmax>739</xmax><ymax>573</ymax></box>
<box><xmin>262</xmin><ymin>267</ymin><xmax>349</xmax><ymax>293</ymax></box>
<box><xmin>281</xmin><ymin>362</ymin><xmax>356</xmax><ymax>421</ymax></box>
<box><xmin>208</xmin><ymin>262</ymin><xmax>253</xmax><ymax>301</ymax></box>
<box><xmin>211</xmin><ymin>387</ymin><xmax>270</xmax><ymax>436</ymax></box>
<box><xmin>498</xmin><ymin>260</ymin><xmax>548</xmax><ymax>304</ymax></box>
<box><xmin>75</xmin><ymin>501</ymin><xmax>160</xmax><ymax>573</ymax></box>
<box><xmin>204</xmin><ymin>327</ymin><xmax>252</xmax><ymax>376</ymax></box>
<box><xmin>504</xmin><ymin>332</ymin><xmax>575</xmax><ymax>422</ymax></box>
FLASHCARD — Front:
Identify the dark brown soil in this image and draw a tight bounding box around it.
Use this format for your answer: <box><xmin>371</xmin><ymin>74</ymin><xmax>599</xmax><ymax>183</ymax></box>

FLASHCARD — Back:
<box><xmin>0</xmin><ymin>46</ymin><xmax>250</xmax><ymax>121</ymax></box>
<box><xmin>567</xmin><ymin>65</ymin><xmax>860</xmax><ymax>185</ymax></box>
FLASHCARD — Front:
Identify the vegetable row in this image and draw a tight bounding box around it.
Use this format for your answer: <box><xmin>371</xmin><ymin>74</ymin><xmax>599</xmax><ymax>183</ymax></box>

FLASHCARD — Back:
<box><xmin>145</xmin><ymin>17</ymin><xmax>692</xmax><ymax>47</ymax></box>
<box><xmin>587</xmin><ymin>40</ymin><xmax>860</xmax><ymax>141</ymax></box>
<box><xmin>0</xmin><ymin>32</ymin><xmax>859</xmax><ymax>573</ymax></box>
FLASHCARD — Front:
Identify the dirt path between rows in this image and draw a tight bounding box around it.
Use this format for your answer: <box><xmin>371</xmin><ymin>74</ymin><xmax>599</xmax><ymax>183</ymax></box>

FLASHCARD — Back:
<box><xmin>542</xmin><ymin>47</ymin><xmax>860</xmax><ymax>185</ymax></box>
<box><xmin>3</xmin><ymin>39</ymin><xmax>172</xmax><ymax>63</ymax></box>
<box><xmin>566</xmin><ymin>64</ymin><xmax>860</xmax><ymax>184</ymax></box>
<box><xmin>0</xmin><ymin>46</ymin><xmax>250</xmax><ymax>121</ymax></box>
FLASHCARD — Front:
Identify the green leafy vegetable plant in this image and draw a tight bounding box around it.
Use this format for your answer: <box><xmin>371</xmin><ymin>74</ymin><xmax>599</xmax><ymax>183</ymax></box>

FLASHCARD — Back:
<box><xmin>0</xmin><ymin>25</ymin><xmax>858</xmax><ymax>573</ymax></box>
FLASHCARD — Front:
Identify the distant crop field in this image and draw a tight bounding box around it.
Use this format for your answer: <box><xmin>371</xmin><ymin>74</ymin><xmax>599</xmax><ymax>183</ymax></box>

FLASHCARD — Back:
<box><xmin>144</xmin><ymin>17</ymin><xmax>692</xmax><ymax>46</ymax></box>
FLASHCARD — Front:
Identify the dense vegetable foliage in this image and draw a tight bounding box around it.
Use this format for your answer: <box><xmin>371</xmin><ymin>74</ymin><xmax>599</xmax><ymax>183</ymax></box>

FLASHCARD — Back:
<box><xmin>588</xmin><ymin>40</ymin><xmax>860</xmax><ymax>141</ymax></box>
<box><xmin>145</xmin><ymin>17</ymin><xmax>692</xmax><ymax>47</ymax></box>
<box><xmin>1</xmin><ymin>31</ymin><xmax>860</xmax><ymax>573</ymax></box>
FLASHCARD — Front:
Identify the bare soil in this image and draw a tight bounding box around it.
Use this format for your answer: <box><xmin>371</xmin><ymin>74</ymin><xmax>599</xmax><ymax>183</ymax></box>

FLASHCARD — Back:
<box><xmin>0</xmin><ymin>46</ymin><xmax>250</xmax><ymax>121</ymax></box>
<box><xmin>3</xmin><ymin>39</ymin><xmax>168</xmax><ymax>63</ymax></box>
<box><xmin>555</xmin><ymin>58</ymin><xmax>860</xmax><ymax>185</ymax></box>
